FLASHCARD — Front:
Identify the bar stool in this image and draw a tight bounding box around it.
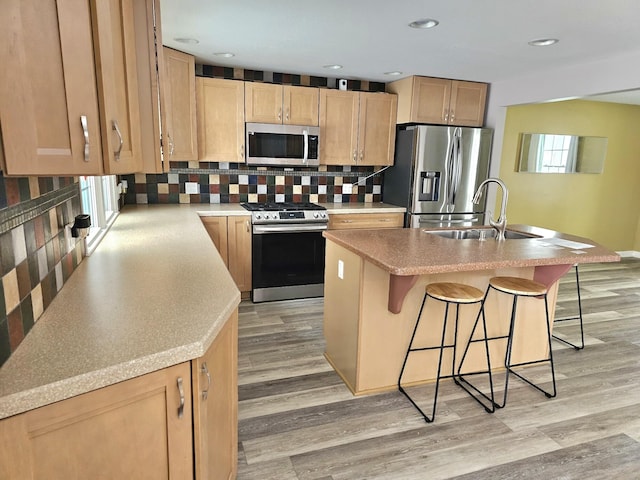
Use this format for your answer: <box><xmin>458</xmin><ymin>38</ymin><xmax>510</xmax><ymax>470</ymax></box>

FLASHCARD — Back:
<box><xmin>398</xmin><ymin>282</ymin><xmax>490</xmax><ymax>423</ymax></box>
<box><xmin>457</xmin><ymin>276</ymin><xmax>557</xmax><ymax>410</ymax></box>
<box><xmin>553</xmin><ymin>264</ymin><xmax>584</xmax><ymax>350</ymax></box>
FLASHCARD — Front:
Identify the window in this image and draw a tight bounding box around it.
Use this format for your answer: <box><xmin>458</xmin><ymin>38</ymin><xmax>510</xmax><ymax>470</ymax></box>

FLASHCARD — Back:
<box><xmin>79</xmin><ymin>175</ymin><xmax>120</xmax><ymax>254</ymax></box>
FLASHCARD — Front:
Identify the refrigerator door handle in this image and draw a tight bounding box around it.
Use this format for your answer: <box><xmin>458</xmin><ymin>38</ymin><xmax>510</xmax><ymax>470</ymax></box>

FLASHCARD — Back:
<box><xmin>451</xmin><ymin>127</ymin><xmax>463</xmax><ymax>205</ymax></box>
<box><xmin>444</xmin><ymin>129</ymin><xmax>456</xmax><ymax>210</ymax></box>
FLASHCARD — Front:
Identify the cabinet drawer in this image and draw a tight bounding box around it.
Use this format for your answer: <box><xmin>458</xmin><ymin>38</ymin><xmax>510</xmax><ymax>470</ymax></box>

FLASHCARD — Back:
<box><xmin>328</xmin><ymin>212</ymin><xmax>404</xmax><ymax>230</ymax></box>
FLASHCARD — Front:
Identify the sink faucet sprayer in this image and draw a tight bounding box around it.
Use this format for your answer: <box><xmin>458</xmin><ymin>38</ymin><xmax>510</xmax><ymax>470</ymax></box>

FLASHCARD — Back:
<box><xmin>473</xmin><ymin>178</ymin><xmax>509</xmax><ymax>241</ymax></box>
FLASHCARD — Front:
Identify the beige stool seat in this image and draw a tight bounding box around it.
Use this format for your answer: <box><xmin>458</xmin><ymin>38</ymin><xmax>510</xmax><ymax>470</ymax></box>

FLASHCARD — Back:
<box><xmin>426</xmin><ymin>282</ymin><xmax>484</xmax><ymax>303</ymax></box>
<box><xmin>489</xmin><ymin>277</ymin><xmax>547</xmax><ymax>296</ymax></box>
<box><xmin>399</xmin><ymin>282</ymin><xmax>491</xmax><ymax>423</ymax></box>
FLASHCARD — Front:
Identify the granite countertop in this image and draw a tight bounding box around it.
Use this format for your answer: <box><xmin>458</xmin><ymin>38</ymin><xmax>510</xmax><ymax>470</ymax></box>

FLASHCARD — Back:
<box><xmin>324</xmin><ymin>224</ymin><xmax>620</xmax><ymax>276</ymax></box>
<box><xmin>0</xmin><ymin>204</ymin><xmax>240</xmax><ymax>420</ymax></box>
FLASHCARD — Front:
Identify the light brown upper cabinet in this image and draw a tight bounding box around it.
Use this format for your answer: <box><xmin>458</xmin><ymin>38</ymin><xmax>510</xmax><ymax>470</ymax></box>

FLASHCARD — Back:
<box><xmin>0</xmin><ymin>0</ymin><xmax>104</xmax><ymax>176</ymax></box>
<box><xmin>133</xmin><ymin>0</ymin><xmax>166</xmax><ymax>173</ymax></box>
<box><xmin>387</xmin><ymin>76</ymin><xmax>487</xmax><ymax>127</ymax></box>
<box><xmin>0</xmin><ymin>0</ymin><xmax>151</xmax><ymax>176</ymax></box>
<box><xmin>319</xmin><ymin>90</ymin><xmax>397</xmax><ymax>166</ymax></box>
<box><xmin>245</xmin><ymin>83</ymin><xmax>319</xmax><ymax>126</ymax></box>
<box><xmin>92</xmin><ymin>0</ymin><xmax>143</xmax><ymax>174</ymax></box>
<box><xmin>197</xmin><ymin>78</ymin><xmax>246</xmax><ymax>163</ymax></box>
<box><xmin>163</xmin><ymin>47</ymin><xmax>198</xmax><ymax>161</ymax></box>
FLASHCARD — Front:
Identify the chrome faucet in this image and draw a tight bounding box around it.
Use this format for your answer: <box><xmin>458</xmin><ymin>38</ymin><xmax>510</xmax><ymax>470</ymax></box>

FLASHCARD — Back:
<box><xmin>473</xmin><ymin>178</ymin><xmax>509</xmax><ymax>241</ymax></box>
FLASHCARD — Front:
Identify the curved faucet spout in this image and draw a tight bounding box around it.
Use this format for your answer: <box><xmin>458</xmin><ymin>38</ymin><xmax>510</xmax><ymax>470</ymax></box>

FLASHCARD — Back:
<box><xmin>473</xmin><ymin>178</ymin><xmax>509</xmax><ymax>241</ymax></box>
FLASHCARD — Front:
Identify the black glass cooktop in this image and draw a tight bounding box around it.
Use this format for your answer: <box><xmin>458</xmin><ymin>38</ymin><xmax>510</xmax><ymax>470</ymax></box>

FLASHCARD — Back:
<box><xmin>240</xmin><ymin>202</ymin><xmax>326</xmax><ymax>212</ymax></box>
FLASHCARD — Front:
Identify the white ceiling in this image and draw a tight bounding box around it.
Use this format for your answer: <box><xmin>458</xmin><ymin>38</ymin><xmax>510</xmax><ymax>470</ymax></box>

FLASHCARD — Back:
<box><xmin>160</xmin><ymin>0</ymin><xmax>640</xmax><ymax>103</ymax></box>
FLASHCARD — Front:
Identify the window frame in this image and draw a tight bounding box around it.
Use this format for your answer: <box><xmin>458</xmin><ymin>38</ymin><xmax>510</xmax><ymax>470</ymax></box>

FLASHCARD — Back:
<box><xmin>79</xmin><ymin>175</ymin><xmax>120</xmax><ymax>255</ymax></box>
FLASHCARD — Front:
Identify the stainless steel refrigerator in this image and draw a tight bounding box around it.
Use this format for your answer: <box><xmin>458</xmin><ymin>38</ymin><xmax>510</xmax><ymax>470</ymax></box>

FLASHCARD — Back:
<box><xmin>383</xmin><ymin>125</ymin><xmax>493</xmax><ymax>228</ymax></box>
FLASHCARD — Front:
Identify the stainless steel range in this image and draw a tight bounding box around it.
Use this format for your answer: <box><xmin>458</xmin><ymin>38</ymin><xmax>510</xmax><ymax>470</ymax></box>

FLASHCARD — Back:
<box><xmin>241</xmin><ymin>202</ymin><xmax>328</xmax><ymax>302</ymax></box>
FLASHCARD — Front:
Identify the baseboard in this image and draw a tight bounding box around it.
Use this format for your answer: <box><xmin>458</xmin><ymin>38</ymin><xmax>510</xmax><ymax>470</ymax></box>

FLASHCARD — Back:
<box><xmin>617</xmin><ymin>251</ymin><xmax>640</xmax><ymax>258</ymax></box>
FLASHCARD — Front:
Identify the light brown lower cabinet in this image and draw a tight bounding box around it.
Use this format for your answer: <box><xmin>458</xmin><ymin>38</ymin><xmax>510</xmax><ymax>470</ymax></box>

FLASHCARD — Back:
<box><xmin>201</xmin><ymin>216</ymin><xmax>252</xmax><ymax>294</ymax></box>
<box><xmin>0</xmin><ymin>312</ymin><xmax>238</xmax><ymax>480</ymax></box>
<box><xmin>328</xmin><ymin>212</ymin><xmax>404</xmax><ymax>230</ymax></box>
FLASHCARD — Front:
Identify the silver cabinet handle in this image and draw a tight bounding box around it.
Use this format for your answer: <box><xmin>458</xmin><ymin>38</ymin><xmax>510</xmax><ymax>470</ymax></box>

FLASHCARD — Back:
<box><xmin>278</xmin><ymin>108</ymin><xmax>282</xmax><ymax>121</ymax></box>
<box><xmin>81</xmin><ymin>116</ymin><xmax>89</xmax><ymax>162</ymax></box>
<box><xmin>353</xmin><ymin>150</ymin><xmax>357</xmax><ymax>162</ymax></box>
<box><xmin>359</xmin><ymin>150</ymin><xmax>363</xmax><ymax>162</ymax></box>
<box><xmin>112</xmin><ymin>120</ymin><xmax>124</xmax><ymax>161</ymax></box>
<box><xmin>167</xmin><ymin>132</ymin><xmax>175</xmax><ymax>156</ymax></box>
<box><xmin>285</xmin><ymin>107</ymin><xmax>289</xmax><ymax>121</ymax></box>
<box><xmin>201</xmin><ymin>362</ymin><xmax>211</xmax><ymax>400</ymax></box>
<box><xmin>240</xmin><ymin>143</ymin><xmax>245</xmax><ymax>160</ymax></box>
<box><xmin>177</xmin><ymin>377</ymin><xmax>185</xmax><ymax>418</ymax></box>
<box><xmin>444</xmin><ymin>109</ymin><xmax>449</xmax><ymax>123</ymax></box>
<box><xmin>246</xmin><ymin>219</ymin><xmax>250</xmax><ymax>232</ymax></box>
<box><xmin>450</xmin><ymin>112</ymin><xmax>455</xmax><ymax>122</ymax></box>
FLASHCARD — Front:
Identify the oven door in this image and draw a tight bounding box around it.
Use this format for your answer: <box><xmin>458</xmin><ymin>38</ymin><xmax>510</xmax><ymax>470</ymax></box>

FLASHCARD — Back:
<box><xmin>251</xmin><ymin>223</ymin><xmax>326</xmax><ymax>302</ymax></box>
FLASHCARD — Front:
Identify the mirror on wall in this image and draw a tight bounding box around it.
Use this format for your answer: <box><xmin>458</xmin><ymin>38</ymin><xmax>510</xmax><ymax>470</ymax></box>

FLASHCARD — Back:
<box><xmin>517</xmin><ymin>133</ymin><xmax>608</xmax><ymax>173</ymax></box>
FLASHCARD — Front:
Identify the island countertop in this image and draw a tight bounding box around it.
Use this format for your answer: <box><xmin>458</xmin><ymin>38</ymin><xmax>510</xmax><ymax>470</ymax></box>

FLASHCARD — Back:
<box><xmin>323</xmin><ymin>224</ymin><xmax>620</xmax><ymax>276</ymax></box>
<box><xmin>0</xmin><ymin>204</ymin><xmax>240</xmax><ymax>420</ymax></box>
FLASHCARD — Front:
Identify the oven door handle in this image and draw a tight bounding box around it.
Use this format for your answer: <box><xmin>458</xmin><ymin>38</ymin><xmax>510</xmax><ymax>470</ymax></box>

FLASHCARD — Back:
<box><xmin>253</xmin><ymin>223</ymin><xmax>328</xmax><ymax>234</ymax></box>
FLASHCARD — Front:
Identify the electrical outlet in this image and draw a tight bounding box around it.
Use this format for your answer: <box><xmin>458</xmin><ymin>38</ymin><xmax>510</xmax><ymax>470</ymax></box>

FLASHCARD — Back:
<box><xmin>338</xmin><ymin>260</ymin><xmax>344</xmax><ymax>279</ymax></box>
<box><xmin>342</xmin><ymin>183</ymin><xmax>353</xmax><ymax>194</ymax></box>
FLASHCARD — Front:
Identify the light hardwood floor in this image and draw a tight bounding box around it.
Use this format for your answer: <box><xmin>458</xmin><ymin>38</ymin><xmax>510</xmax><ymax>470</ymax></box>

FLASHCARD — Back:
<box><xmin>237</xmin><ymin>258</ymin><xmax>640</xmax><ymax>479</ymax></box>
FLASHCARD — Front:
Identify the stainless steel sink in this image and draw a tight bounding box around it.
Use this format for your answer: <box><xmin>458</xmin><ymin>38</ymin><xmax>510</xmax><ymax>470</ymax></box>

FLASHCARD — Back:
<box><xmin>422</xmin><ymin>228</ymin><xmax>537</xmax><ymax>240</ymax></box>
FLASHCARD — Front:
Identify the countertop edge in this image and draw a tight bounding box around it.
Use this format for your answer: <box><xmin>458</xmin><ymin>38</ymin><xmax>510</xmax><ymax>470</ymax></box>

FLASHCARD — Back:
<box><xmin>0</xmin><ymin>205</ymin><xmax>241</xmax><ymax>420</ymax></box>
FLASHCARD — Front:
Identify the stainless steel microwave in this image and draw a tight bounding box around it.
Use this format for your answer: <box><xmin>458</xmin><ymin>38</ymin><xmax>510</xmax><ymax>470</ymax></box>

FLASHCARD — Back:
<box><xmin>245</xmin><ymin>123</ymin><xmax>320</xmax><ymax>167</ymax></box>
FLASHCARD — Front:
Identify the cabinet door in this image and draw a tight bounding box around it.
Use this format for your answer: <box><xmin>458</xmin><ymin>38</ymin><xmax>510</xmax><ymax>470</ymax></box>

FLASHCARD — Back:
<box><xmin>357</xmin><ymin>92</ymin><xmax>397</xmax><ymax>166</ymax></box>
<box><xmin>448</xmin><ymin>80</ymin><xmax>487</xmax><ymax>127</ymax></box>
<box><xmin>92</xmin><ymin>0</ymin><xmax>143</xmax><ymax>174</ymax></box>
<box><xmin>0</xmin><ymin>0</ymin><xmax>103</xmax><ymax>176</ymax></box>
<box><xmin>245</xmin><ymin>82</ymin><xmax>283</xmax><ymax>123</ymax></box>
<box><xmin>411</xmin><ymin>76</ymin><xmax>451</xmax><ymax>125</ymax></box>
<box><xmin>201</xmin><ymin>216</ymin><xmax>229</xmax><ymax>268</ymax></box>
<box><xmin>227</xmin><ymin>216</ymin><xmax>252</xmax><ymax>292</ymax></box>
<box><xmin>197</xmin><ymin>78</ymin><xmax>245</xmax><ymax>162</ymax></box>
<box><xmin>0</xmin><ymin>362</ymin><xmax>193</xmax><ymax>479</ymax></box>
<box><xmin>319</xmin><ymin>89</ymin><xmax>359</xmax><ymax>165</ymax></box>
<box><xmin>133</xmin><ymin>0</ymin><xmax>166</xmax><ymax>173</ymax></box>
<box><xmin>284</xmin><ymin>86</ymin><xmax>319</xmax><ymax>126</ymax></box>
<box><xmin>163</xmin><ymin>47</ymin><xmax>198</xmax><ymax>160</ymax></box>
<box><xmin>193</xmin><ymin>311</ymin><xmax>238</xmax><ymax>480</ymax></box>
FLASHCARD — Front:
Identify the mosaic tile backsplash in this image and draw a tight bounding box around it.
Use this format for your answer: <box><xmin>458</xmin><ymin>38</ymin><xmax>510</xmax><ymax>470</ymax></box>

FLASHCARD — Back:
<box><xmin>0</xmin><ymin>172</ymin><xmax>85</xmax><ymax>367</ymax></box>
<box><xmin>123</xmin><ymin>163</ymin><xmax>384</xmax><ymax>205</ymax></box>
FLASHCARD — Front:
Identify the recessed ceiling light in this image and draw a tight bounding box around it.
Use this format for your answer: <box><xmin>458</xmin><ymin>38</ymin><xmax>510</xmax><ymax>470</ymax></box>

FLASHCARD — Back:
<box><xmin>323</xmin><ymin>64</ymin><xmax>343</xmax><ymax>70</ymax></box>
<box><xmin>528</xmin><ymin>38</ymin><xmax>559</xmax><ymax>47</ymax></box>
<box><xmin>408</xmin><ymin>18</ymin><xmax>439</xmax><ymax>29</ymax></box>
<box><xmin>174</xmin><ymin>37</ymin><xmax>199</xmax><ymax>44</ymax></box>
<box><xmin>213</xmin><ymin>52</ymin><xmax>235</xmax><ymax>58</ymax></box>
<box><xmin>384</xmin><ymin>71</ymin><xmax>403</xmax><ymax>76</ymax></box>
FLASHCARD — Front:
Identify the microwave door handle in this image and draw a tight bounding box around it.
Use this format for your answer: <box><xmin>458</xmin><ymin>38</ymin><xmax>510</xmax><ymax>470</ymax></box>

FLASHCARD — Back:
<box><xmin>303</xmin><ymin>129</ymin><xmax>309</xmax><ymax>164</ymax></box>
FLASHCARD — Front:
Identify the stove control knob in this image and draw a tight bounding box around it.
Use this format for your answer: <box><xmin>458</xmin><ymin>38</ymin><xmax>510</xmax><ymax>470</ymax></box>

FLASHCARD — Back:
<box><xmin>313</xmin><ymin>212</ymin><xmax>319</xmax><ymax>218</ymax></box>
<box><xmin>255</xmin><ymin>214</ymin><xmax>262</xmax><ymax>220</ymax></box>
<box><xmin>320</xmin><ymin>212</ymin><xmax>327</xmax><ymax>218</ymax></box>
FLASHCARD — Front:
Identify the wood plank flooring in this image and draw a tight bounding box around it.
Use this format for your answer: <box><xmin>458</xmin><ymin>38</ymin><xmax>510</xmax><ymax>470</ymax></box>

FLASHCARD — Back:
<box><xmin>237</xmin><ymin>258</ymin><xmax>640</xmax><ymax>479</ymax></box>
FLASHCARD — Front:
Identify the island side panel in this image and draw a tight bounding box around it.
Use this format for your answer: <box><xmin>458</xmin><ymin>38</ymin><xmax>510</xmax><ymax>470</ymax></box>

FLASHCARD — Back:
<box><xmin>354</xmin><ymin>260</ymin><xmax>558</xmax><ymax>395</ymax></box>
<box><xmin>323</xmin><ymin>241</ymin><xmax>364</xmax><ymax>393</ymax></box>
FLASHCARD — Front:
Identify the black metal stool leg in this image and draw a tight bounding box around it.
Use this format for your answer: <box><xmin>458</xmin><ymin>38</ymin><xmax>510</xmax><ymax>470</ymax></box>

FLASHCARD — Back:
<box><xmin>455</xmin><ymin>289</ymin><xmax>496</xmax><ymax>413</ymax></box>
<box><xmin>502</xmin><ymin>293</ymin><xmax>557</xmax><ymax>406</ymax></box>
<box><xmin>398</xmin><ymin>294</ymin><xmax>451</xmax><ymax>423</ymax></box>
<box><xmin>553</xmin><ymin>265</ymin><xmax>585</xmax><ymax>350</ymax></box>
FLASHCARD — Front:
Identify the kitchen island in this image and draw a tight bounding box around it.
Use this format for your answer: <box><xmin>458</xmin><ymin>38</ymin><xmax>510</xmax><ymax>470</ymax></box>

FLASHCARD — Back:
<box><xmin>322</xmin><ymin>225</ymin><xmax>620</xmax><ymax>395</ymax></box>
